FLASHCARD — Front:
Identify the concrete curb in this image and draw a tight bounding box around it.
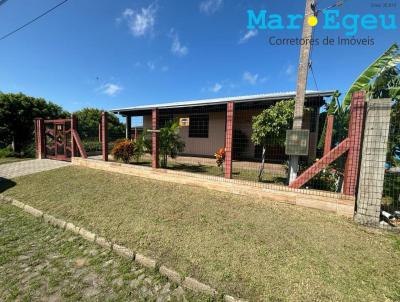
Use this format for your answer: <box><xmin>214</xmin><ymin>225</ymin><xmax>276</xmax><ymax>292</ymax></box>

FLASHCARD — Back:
<box><xmin>0</xmin><ymin>194</ymin><xmax>247</xmax><ymax>301</ymax></box>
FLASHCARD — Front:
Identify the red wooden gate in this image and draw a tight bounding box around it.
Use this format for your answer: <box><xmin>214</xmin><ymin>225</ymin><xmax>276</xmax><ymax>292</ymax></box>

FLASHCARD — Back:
<box><xmin>35</xmin><ymin>116</ymin><xmax>87</xmax><ymax>161</ymax></box>
<box><xmin>44</xmin><ymin>119</ymin><xmax>72</xmax><ymax>161</ymax></box>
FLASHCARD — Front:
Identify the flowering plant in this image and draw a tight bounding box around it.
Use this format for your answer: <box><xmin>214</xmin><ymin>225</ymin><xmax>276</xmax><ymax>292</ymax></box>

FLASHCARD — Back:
<box><xmin>214</xmin><ymin>147</ymin><xmax>225</xmax><ymax>167</ymax></box>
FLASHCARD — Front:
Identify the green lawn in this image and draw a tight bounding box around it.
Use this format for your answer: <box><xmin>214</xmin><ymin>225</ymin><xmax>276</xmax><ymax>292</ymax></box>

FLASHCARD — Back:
<box><xmin>2</xmin><ymin>166</ymin><xmax>400</xmax><ymax>301</ymax></box>
<box><xmin>0</xmin><ymin>203</ymin><xmax>205</xmax><ymax>301</ymax></box>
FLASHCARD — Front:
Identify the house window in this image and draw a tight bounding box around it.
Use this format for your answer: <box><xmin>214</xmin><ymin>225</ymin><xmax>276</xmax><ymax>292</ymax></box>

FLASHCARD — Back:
<box><xmin>158</xmin><ymin>114</ymin><xmax>173</xmax><ymax>128</ymax></box>
<box><xmin>189</xmin><ymin>114</ymin><xmax>209</xmax><ymax>138</ymax></box>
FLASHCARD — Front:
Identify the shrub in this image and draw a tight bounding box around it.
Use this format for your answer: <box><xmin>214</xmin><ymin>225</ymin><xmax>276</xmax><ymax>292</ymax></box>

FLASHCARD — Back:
<box><xmin>159</xmin><ymin>121</ymin><xmax>185</xmax><ymax>168</ymax></box>
<box><xmin>214</xmin><ymin>147</ymin><xmax>225</xmax><ymax>168</ymax></box>
<box><xmin>20</xmin><ymin>143</ymin><xmax>35</xmax><ymax>158</ymax></box>
<box><xmin>0</xmin><ymin>146</ymin><xmax>13</xmax><ymax>158</ymax></box>
<box><xmin>132</xmin><ymin>132</ymin><xmax>151</xmax><ymax>163</ymax></box>
<box><xmin>111</xmin><ymin>140</ymin><xmax>135</xmax><ymax>163</ymax></box>
<box><xmin>82</xmin><ymin>140</ymin><xmax>102</xmax><ymax>155</ymax></box>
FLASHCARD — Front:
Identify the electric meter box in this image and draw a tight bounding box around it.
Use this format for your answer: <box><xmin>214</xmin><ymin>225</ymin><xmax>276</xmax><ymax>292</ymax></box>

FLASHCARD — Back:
<box><xmin>285</xmin><ymin>129</ymin><xmax>310</xmax><ymax>156</ymax></box>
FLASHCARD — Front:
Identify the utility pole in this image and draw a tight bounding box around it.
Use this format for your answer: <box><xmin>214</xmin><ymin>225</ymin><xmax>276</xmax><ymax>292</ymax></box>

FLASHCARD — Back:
<box><xmin>288</xmin><ymin>0</ymin><xmax>317</xmax><ymax>183</ymax></box>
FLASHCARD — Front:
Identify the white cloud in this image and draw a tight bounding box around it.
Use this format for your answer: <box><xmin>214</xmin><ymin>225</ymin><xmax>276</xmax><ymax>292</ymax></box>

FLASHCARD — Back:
<box><xmin>100</xmin><ymin>83</ymin><xmax>123</xmax><ymax>96</ymax></box>
<box><xmin>242</xmin><ymin>71</ymin><xmax>269</xmax><ymax>85</ymax></box>
<box><xmin>211</xmin><ymin>83</ymin><xmax>222</xmax><ymax>93</ymax></box>
<box><xmin>199</xmin><ymin>0</ymin><xmax>223</xmax><ymax>15</ymax></box>
<box><xmin>239</xmin><ymin>30</ymin><xmax>258</xmax><ymax>44</ymax></box>
<box><xmin>135</xmin><ymin>60</ymin><xmax>169</xmax><ymax>72</ymax></box>
<box><xmin>285</xmin><ymin>64</ymin><xmax>295</xmax><ymax>76</ymax></box>
<box><xmin>147</xmin><ymin>61</ymin><xmax>156</xmax><ymax>71</ymax></box>
<box><xmin>243</xmin><ymin>71</ymin><xmax>259</xmax><ymax>85</ymax></box>
<box><xmin>169</xmin><ymin>29</ymin><xmax>188</xmax><ymax>57</ymax></box>
<box><xmin>120</xmin><ymin>4</ymin><xmax>157</xmax><ymax>37</ymax></box>
<box><xmin>123</xmin><ymin>8</ymin><xmax>134</xmax><ymax>18</ymax></box>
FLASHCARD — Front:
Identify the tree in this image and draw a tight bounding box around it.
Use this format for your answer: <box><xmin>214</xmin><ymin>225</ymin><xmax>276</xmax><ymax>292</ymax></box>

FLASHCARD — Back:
<box><xmin>159</xmin><ymin>120</ymin><xmax>185</xmax><ymax>168</ymax></box>
<box><xmin>0</xmin><ymin>93</ymin><xmax>68</xmax><ymax>152</ymax></box>
<box><xmin>74</xmin><ymin>108</ymin><xmax>124</xmax><ymax>141</ymax></box>
<box><xmin>251</xmin><ymin>99</ymin><xmax>295</xmax><ymax>181</ymax></box>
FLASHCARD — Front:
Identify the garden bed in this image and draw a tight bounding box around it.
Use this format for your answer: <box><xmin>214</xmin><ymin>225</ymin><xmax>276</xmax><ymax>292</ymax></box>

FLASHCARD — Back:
<box><xmin>1</xmin><ymin>165</ymin><xmax>400</xmax><ymax>301</ymax></box>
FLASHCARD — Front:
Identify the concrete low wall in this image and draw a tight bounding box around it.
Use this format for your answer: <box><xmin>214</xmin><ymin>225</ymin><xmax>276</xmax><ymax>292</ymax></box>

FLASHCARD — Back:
<box><xmin>72</xmin><ymin>158</ymin><xmax>355</xmax><ymax>218</ymax></box>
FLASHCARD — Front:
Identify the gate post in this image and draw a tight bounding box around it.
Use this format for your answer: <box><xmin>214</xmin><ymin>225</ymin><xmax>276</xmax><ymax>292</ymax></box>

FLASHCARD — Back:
<box><xmin>343</xmin><ymin>92</ymin><xmax>366</xmax><ymax>196</ymax></box>
<box><xmin>71</xmin><ymin>115</ymin><xmax>77</xmax><ymax>157</ymax></box>
<box><xmin>34</xmin><ymin>118</ymin><xmax>45</xmax><ymax>159</ymax></box>
<box><xmin>101</xmin><ymin>112</ymin><xmax>108</xmax><ymax>161</ymax></box>
<box><xmin>355</xmin><ymin>99</ymin><xmax>392</xmax><ymax>225</ymax></box>
<box><xmin>324</xmin><ymin>115</ymin><xmax>334</xmax><ymax>156</ymax></box>
<box><xmin>152</xmin><ymin>108</ymin><xmax>159</xmax><ymax>169</ymax></box>
<box><xmin>98</xmin><ymin>122</ymin><xmax>102</xmax><ymax>143</ymax></box>
<box><xmin>224</xmin><ymin>102</ymin><xmax>234</xmax><ymax>179</ymax></box>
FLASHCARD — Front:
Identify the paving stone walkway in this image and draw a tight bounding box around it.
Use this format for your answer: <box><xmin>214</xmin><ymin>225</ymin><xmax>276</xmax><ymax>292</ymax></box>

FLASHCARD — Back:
<box><xmin>0</xmin><ymin>204</ymin><xmax>205</xmax><ymax>301</ymax></box>
<box><xmin>0</xmin><ymin>159</ymin><xmax>70</xmax><ymax>179</ymax></box>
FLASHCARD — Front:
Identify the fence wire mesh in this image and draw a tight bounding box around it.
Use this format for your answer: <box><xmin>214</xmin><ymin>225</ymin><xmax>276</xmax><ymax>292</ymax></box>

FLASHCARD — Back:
<box><xmin>76</xmin><ymin>115</ymin><xmax>102</xmax><ymax>157</ymax></box>
<box><xmin>104</xmin><ymin>95</ymin><xmax>399</xmax><ymax>230</ymax></box>
<box><xmin>119</xmin><ymin>95</ymin><xmax>351</xmax><ymax>196</ymax></box>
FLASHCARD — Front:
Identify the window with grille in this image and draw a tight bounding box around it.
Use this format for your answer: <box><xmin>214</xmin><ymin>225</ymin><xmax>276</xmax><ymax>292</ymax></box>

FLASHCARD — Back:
<box><xmin>189</xmin><ymin>114</ymin><xmax>209</xmax><ymax>138</ymax></box>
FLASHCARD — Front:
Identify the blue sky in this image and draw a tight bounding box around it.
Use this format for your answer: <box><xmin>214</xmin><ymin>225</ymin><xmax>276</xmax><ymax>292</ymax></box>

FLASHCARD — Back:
<box><xmin>0</xmin><ymin>0</ymin><xmax>399</xmax><ymax>117</ymax></box>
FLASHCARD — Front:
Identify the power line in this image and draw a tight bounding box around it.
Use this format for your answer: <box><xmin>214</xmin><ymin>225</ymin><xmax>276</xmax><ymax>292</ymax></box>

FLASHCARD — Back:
<box><xmin>318</xmin><ymin>0</ymin><xmax>350</xmax><ymax>13</ymax></box>
<box><xmin>308</xmin><ymin>26</ymin><xmax>320</xmax><ymax>91</ymax></box>
<box><xmin>310</xmin><ymin>64</ymin><xmax>320</xmax><ymax>91</ymax></box>
<box><xmin>0</xmin><ymin>0</ymin><xmax>70</xmax><ymax>42</ymax></box>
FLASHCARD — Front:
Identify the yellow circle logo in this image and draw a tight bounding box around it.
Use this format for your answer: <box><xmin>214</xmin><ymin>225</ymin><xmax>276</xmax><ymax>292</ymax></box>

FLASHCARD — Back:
<box><xmin>308</xmin><ymin>16</ymin><xmax>318</xmax><ymax>27</ymax></box>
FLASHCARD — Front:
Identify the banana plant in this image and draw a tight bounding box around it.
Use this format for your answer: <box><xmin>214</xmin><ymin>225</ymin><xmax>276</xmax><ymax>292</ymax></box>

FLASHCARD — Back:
<box><xmin>342</xmin><ymin>43</ymin><xmax>400</xmax><ymax>109</ymax></box>
<box><xmin>319</xmin><ymin>43</ymin><xmax>400</xmax><ymax>151</ymax></box>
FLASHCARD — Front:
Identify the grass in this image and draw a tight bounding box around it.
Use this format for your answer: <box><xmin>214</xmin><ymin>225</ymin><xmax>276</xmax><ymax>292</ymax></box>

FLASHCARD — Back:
<box><xmin>0</xmin><ymin>157</ymin><xmax>31</xmax><ymax>165</ymax></box>
<box><xmin>2</xmin><ymin>166</ymin><xmax>400</xmax><ymax>301</ymax></box>
<box><xmin>0</xmin><ymin>203</ymin><xmax>206</xmax><ymax>301</ymax></box>
<box><xmin>119</xmin><ymin>157</ymin><xmax>286</xmax><ymax>184</ymax></box>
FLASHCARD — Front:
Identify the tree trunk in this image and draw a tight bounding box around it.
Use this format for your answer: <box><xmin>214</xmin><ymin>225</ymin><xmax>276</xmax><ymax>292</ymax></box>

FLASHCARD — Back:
<box><xmin>11</xmin><ymin>136</ymin><xmax>15</xmax><ymax>152</ymax></box>
<box><xmin>258</xmin><ymin>146</ymin><xmax>266</xmax><ymax>182</ymax></box>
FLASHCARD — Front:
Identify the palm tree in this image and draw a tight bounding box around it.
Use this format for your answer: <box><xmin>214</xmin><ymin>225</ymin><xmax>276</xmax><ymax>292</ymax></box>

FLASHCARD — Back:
<box><xmin>159</xmin><ymin>120</ymin><xmax>185</xmax><ymax>168</ymax></box>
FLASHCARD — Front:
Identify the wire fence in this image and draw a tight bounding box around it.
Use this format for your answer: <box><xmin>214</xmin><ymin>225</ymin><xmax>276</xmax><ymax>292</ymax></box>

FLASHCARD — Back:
<box><xmin>145</xmin><ymin>97</ymin><xmax>350</xmax><ymax>194</ymax></box>
<box><xmin>353</xmin><ymin>99</ymin><xmax>399</xmax><ymax>228</ymax></box>
<box><xmin>379</xmin><ymin>100</ymin><xmax>400</xmax><ymax>227</ymax></box>
<box><xmin>77</xmin><ymin>121</ymin><xmax>102</xmax><ymax>157</ymax></box>
<box><xmin>94</xmin><ymin>95</ymin><xmax>399</xmax><ymax>229</ymax></box>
